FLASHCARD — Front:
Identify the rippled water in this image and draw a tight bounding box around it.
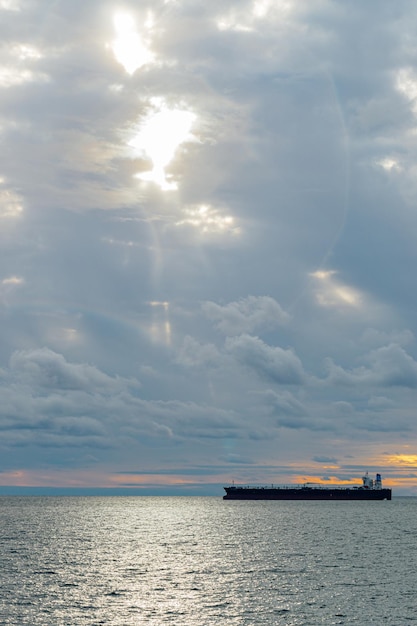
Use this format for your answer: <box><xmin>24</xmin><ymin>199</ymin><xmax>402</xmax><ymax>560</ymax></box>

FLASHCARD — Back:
<box><xmin>0</xmin><ymin>496</ymin><xmax>416</xmax><ymax>625</ymax></box>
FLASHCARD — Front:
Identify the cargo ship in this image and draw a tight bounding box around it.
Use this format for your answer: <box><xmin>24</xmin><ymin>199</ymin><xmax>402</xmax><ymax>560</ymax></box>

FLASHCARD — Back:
<box><xmin>223</xmin><ymin>472</ymin><xmax>392</xmax><ymax>500</ymax></box>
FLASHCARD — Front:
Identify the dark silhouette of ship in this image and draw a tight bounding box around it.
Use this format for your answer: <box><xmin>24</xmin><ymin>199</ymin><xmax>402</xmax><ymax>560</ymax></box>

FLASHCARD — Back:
<box><xmin>223</xmin><ymin>472</ymin><xmax>392</xmax><ymax>500</ymax></box>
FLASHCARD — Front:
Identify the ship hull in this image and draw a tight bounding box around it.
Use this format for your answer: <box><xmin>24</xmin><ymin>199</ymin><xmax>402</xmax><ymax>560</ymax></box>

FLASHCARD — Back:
<box><xmin>223</xmin><ymin>487</ymin><xmax>392</xmax><ymax>501</ymax></box>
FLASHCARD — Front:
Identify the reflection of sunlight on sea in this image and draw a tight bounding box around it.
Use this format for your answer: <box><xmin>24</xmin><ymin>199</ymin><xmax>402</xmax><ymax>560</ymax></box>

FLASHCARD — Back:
<box><xmin>1</xmin><ymin>497</ymin><xmax>416</xmax><ymax>624</ymax></box>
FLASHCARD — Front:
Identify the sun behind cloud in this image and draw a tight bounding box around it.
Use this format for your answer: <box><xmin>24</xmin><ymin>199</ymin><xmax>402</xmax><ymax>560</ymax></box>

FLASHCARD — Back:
<box><xmin>111</xmin><ymin>11</ymin><xmax>154</xmax><ymax>74</ymax></box>
<box><xmin>129</xmin><ymin>98</ymin><xmax>196</xmax><ymax>190</ymax></box>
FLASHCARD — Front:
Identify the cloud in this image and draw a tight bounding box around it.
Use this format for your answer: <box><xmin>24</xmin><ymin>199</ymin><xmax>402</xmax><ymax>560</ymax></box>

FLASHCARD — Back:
<box><xmin>263</xmin><ymin>389</ymin><xmax>307</xmax><ymax>417</ymax></box>
<box><xmin>1</xmin><ymin>0</ymin><xmax>417</xmax><ymax>492</ymax></box>
<box><xmin>313</xmin><ymin>456</ymin><xmax>338</xmax><ymax>464</ymax></box>
<box><xmin>0</xmin><ymin>348</ymin><xmax>244</xmax><ymax>461</ymax></box>
<box><xmin>368</xmin><ymin>395</ymin><xmax>394</xmax><ymax>410</ymax></box>
<box><xmin>176</xmin><ymin>335</ymin><xmax>220</xmax><ymax>367</ymax></box>
<box><xmin>226</xmin><ymin>334</ymin><xmax>305</xmax><ymax>385</ymax></box>
<box><xmin>9</xmin><ymin>347</ymin><xmax>124</xmax><ymax>392</ymax></box>
<box><xmin>0</xmin><ymin>349</ymin><xmax>137</xmax><ymax>453</ymax></box>
<box><xmin>0</xmin><ymin>179</ymin><xmax>23</xmax><ymax>218</ymax></box>
<box><xmin>203</xmin><ymin>296</ymin><xmax>290</xmax><ymax>335</ymax></box>
<box><xmin>0</xmin><ymin>0</ymin><xmax>21</xmax><ymax>10</ymax></box>
<box><xmin>310</xmin><ymin>270</ymin><xmax>363</xmax><ymax>310</ymax></box>
<box><xmin>325</xmin><ymin>344</ymin><xmax>417</xmax><ymax>388</ymax></box>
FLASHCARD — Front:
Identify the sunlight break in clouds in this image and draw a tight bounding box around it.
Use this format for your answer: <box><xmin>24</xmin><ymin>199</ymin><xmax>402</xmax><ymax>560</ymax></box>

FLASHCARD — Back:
<box><xmin>2</xmin><ymin>276</ymin><xmax>23</xmax><ymax>286</ymax></box>
<box><xmin>11</xmin><ymin>44</ymin><xmax>42</xmax><ymax>60</ymax></box>
<box><xmin>253</xmin><ymin>0</ymin><xmax>272</xmax><ymax>18</ymax></box>
<box><xmin>396</xmin><ymin>67</ymin><xmax>417</xmax><ymax>120</ymax></box>
<box><xmin>0</xmin><ymin>0</ymin><xmax>20</xmax><ymax>9</ymax></box>
<box><xmin>0</xmin><ymin>42</ymin><xmax>46</xmax><ymax>88</ymax></box>
<box><xmin>0</xmin><ymin>67</ymin><xmax>47</xmax><ymax>88</ymax></box>
<box><xmin>176</xmin><ymin>205</ymin><xmax>238</xmax><ymax>235</ymax></box>
<box><xmin>111</xmin><ymin>12</ymin><xmax>154</xmax><ymax>74</ymax></box>
<box><xmin>130</xmin><ymin>98</ymin><xmax>196</xmax><ymax>190</ymax></box>
<box><xmin>377</xmin><ymin>157</ymin><xmax>401</xmax><ymax>172</ymax></box>
<box><xmin>387</xmin><ymin>453</ymin><xmax>417</xmax><ymax>466</ymax></box>
<box><xmin>311</xmin><ymin>270</ymin><xmax>362</xmax><ymax>308</ymax></box>
<box><xmin>148</xmin><ymin>301</ymin><xmax>171</xmax><ymax>346</ymax></box>
<box><xmin>0</xmin><ymin>179</ymin><xmax>23</xmax><ymax>218</ymax></box>
<box><xmin>396</xmin><ymin>68</ymin><xmax>417</xmax><ymax>103</ymax></box>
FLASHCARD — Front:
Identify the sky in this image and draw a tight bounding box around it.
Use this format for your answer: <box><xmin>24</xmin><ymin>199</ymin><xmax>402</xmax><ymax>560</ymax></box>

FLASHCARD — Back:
<box><xmin>1</xmin><ymin>0</ymin><xmax>417</xmax><ymax>495</ymax></box>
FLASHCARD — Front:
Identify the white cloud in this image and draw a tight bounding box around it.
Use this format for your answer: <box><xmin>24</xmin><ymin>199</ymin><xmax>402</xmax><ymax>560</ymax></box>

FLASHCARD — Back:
<box><xmin>176</xmin><ymin>335</ymin><xmax>220</xmax><ymax>367</ymax></box>
<box><xmin>203</xmin><ymin>296</ymin><xmax>289</xmax><ymax>335</ymax></box>
<box><xmin>396</xmin><ymin>67</ymin><xmax>417</xmax><ymax>111</ymax></box>
<box><xmin>324</xmin><ymin>344</ymin><xmax>417</xmax><ymax>388</ymax></box>
<box><xmin>2</xmin><ymin>276</ymin><xmax>23</xmax><ymax>286</ymax></box>
<box><xmin>377</xmin><ymin>157</ymin><xmax>401</xmax><ymax>172</ymax></box>
<box><xmin>175</xmin><ymin>204</ymin><xmax>239</xmax><ymax>235</ymax></box>
<box><xmin>0</xmin><ymin>66</ymin><xmax>48</xmax><ymax>88</ymax></box>
<box><xmin>0</xmin><ymin>0</ymin><xmax>20</xmax><ymax>11</ymax></box>
<box><xmin>9</xmin><ymin>348</ymin><xmax>125</xmax><ymax>392</ymax></box>
<box><xmin>226</xmin><ymin>334</ymin><xmax>305</xmax><ymax>385</ymax></box>
<box><xmin>0</xmin><ymin>181</ymin><xmax>23</xmax><ymax>218</ymax></box>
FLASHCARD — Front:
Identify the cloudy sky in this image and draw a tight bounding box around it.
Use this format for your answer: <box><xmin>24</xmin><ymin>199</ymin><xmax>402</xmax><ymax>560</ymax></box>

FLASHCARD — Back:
<box><xmin>1</xmin><ymin>0</ymin><xmax>417</xmax><ymax>495</ymax></box>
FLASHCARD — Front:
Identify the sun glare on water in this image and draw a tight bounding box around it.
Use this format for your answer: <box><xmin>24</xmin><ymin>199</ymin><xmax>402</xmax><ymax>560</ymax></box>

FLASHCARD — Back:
<box><xmin>129</xmin><ymin>99</ymin><xmax>196</xmax><ymax>190</ymax></box>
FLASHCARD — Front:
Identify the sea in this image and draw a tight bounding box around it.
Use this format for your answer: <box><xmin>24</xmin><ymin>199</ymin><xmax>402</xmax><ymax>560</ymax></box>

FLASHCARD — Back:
<box><xmin>0</xmin><ymin>496</ymin><xmax>416</xmax><ymax>625</ymax></box>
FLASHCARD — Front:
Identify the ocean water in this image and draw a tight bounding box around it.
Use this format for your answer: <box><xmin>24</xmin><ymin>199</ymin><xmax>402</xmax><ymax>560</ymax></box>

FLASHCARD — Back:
<box><xmin>0</xmin><ymin>496</ymin><xmax>415</xmax><ymax>625</ymax></box>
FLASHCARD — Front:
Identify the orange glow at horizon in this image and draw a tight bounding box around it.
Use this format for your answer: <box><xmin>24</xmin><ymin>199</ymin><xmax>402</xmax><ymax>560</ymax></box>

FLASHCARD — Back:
<box><xmin>0</xmin><ymin>469</ymin><xmax>116</xmax><ymax>489</ymax></box>
<box><xmin>110</xmin><ymin>474</ymin><xmax>191</xmax><ymax>487</ymax></box>
<box><xmin>109</xmin><ymin>473</ymin><xmax>230</xmax><ymax>487</ymax></box>
<box><xmin>386</xmin><ymin>454</ymin><xmax>417</xmax><ymax>466</ymax></box>
<box><xmin>0</xmin><ymin>469</ymin><xmax>229</xmax><ymax>489</ymax></box>
<box><xmin>293</xmin><ymin>475</ymin><xmax>358</xmax><ymax>486</ymax></box>
<box><xmin>1</xmin><ymin>462</ymin><xmax>416</xmax><ymax>491</ymax></box>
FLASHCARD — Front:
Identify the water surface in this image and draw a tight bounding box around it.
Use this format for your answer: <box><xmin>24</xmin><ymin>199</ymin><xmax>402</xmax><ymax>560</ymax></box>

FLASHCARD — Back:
<box><xmin>0</xmin><ymin>496</ymin><xmax>415</xmax><ymax>624</ymax></box>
